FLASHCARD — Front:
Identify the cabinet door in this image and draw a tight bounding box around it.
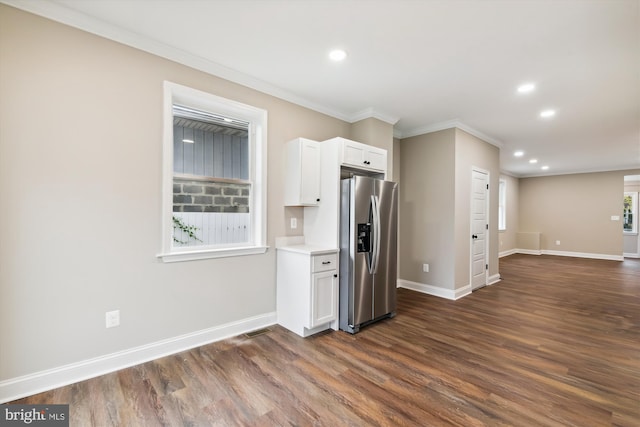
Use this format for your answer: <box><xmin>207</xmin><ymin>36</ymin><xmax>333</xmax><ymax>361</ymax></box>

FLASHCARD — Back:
<box><xmin>341</xmin><ymin>139</ymin><xmax>387</xmax><ymax>173</ymax></box>
<box><xmin>342</xmin><ymin>140</ymin><xmax>366</xmax><ymax>168</ymax></box>
<box><xmin>300</xmin><ymin>140</ymin><xmax>321</xmax><ymax>204</ymax></box>
<box><xmin>310</xmin><ymin>270</ymin><xmax>337</xmax><ymax>328</ymax></box>
<box><xmin>365</xmin><ymin>148</ymin><xmax>386</xmax><ymax>172</ymax></box>
<box><xmin>285</xmin><ymin>138</ymin><xmax>321</xmax><ymax>206</ymax></box>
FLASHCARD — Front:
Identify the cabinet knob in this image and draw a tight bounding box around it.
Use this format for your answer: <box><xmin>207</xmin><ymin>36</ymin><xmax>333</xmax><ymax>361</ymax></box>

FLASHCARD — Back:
<box><xmin>333</xmin><ymin>274</ymin><xmax>338</xmax><ymax>278</ymax></box>
<box><xmin>316</xmin><ymin>198</ymin><xmax>320</xmax><ymax>202</ymax></box>
<box><xmin>322</xmin><ymin>261</ymin><xmax>331</xmax><ymax>265</ymax></box>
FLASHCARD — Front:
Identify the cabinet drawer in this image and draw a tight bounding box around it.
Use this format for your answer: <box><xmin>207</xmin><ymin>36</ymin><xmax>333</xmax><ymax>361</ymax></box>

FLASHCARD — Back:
<box><xmin>312</xmin><ymin>253</ymin><xmax>337</xmax><ymax>272</ymax></box>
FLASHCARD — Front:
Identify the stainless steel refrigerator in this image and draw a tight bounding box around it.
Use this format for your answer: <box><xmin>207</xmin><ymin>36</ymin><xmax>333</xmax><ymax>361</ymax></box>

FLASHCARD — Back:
<box><xmin>339</xmin><ymin>175</ymin><xmax>398</xmax><ymax>334</ymax></box>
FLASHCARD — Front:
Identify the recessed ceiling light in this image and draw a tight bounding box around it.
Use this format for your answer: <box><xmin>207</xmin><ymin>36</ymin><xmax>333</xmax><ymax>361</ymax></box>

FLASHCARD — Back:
<box><xmin>529</xmin><ymin>159</ymin><xmax>538</xmax><ymax>164</ymax></box>
<box><xmin>517</xmin><ymin>83</ymin><xmax>536</xmax><ymax>94</ymax></box>
<box><xmin>514</xmin><ymin>150</ymin><xmax>524</xmax><ymax>157</ymax></box>
<box><xmin>329</xmin><ymin>49</ymin><xmax>347</xmax><ymax>62</ymax></box>
<box><xmin>541</xmin><ymin>165</ymin><xmax>550</xmax><ymax>170</ymax></box>
<box><xmin>540</xmin><ymin>109</ymin><xmax>556</xmax><ymax>118</ymax></box>
<box><xmin>182</xmin><ymin>139</ymin><xmax>194</xmax><ymax>144</ymax></box>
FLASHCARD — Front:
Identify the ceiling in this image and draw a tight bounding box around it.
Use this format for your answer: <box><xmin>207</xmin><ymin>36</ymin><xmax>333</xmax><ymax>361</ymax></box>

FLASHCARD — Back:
<box><xmin>7</xmin><ymin>0</ymin><xmax>640</xmax><ymax>177</ymax></box>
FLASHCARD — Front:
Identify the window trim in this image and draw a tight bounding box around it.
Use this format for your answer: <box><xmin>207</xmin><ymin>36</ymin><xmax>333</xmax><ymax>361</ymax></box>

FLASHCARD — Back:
<box><xmin>157</xmin><ymin>81</ymin><xmax>268</xmax><ymax>262</ymax></box>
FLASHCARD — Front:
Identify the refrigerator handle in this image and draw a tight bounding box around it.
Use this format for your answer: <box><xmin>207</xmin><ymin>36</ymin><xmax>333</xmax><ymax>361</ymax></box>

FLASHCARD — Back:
<box><xmin>369</xmin><ymin>195</ymin><xmax>377</xmax><ymax>274</ymax></box>
<box><xmin>371</xmin><ymin>195</ymin><xmax>381</xmax><ymax>274</ymax></box>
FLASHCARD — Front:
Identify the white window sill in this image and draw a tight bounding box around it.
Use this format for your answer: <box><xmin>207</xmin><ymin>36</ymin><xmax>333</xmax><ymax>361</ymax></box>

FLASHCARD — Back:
<box><xmin>623</xmin><ymin>232</ymin><xmax>638</xmax><ymax>236</ymax></box>
<box><xmin>157</xmin><ymin>245</ymin><xmax>269</xmax><ymax>263</ymax></box>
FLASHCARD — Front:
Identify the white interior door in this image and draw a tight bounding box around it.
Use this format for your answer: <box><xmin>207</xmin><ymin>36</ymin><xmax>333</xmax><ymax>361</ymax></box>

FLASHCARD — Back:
<box><xmin>471</xmin><ymin>169</ymin><xmax>489</xmax><ymax>290</ymax></box>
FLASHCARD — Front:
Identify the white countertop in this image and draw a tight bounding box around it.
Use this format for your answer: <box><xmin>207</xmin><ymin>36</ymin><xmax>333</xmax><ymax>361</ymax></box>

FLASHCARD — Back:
<box><xmin>275</xmin><ymin>236</ymin><xmax>337</xmax><ymax>255</ymax></box>
<box><xmin>276</xmin><ymin>244</ymin><xmax>338</xmax><ymax>255</ymax></box>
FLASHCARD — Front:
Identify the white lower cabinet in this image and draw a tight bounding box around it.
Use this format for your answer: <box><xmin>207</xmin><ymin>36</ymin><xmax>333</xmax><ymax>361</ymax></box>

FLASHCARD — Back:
<box><xmin>311</xmin><ymin>270</ymin><xmax>337</xmax><ymax>327</ymax></box>
<box><xmin>276</xmin><ymin>246</ymin><xmax>338</xmax><ymax>337</ymax></box>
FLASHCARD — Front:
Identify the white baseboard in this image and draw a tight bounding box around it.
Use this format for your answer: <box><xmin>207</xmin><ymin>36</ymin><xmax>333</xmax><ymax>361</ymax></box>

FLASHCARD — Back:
<box><xmin>398</xmin><ymin>279</ymin><xmax>470</xmax><ymax>300</ymax></box>
<box><xmin>398</xmin><ymin>274</ymin><xmax>502</xmax><ymax>299</ymax></box>
<box><xmin>0</xmin><ymin>312</ymin><xmax>277</xmax><ymax>404</ymax></box>
<box><xmin>454</xmin><ymin>285</ymin><xmax>472</xmax><ymax>299</ymax></box>
<box><xmin>515</xmin><ymin>249</ymin><xmax>542</xmax><ymax>256</ymax></box>
<box><xmin>540</xmin><ymin>250</ymin><xmax>623</xmax><ymax>261</ymax></box>
<box><xmin>499</xmin><ymin>249</ymin><xmax>517</xmax><ymax>258</ymax></box>
<box><xmin>488</xmin><ymin>273</ymin><xmax>501</xmax><ymax>285</ymax></box>
<box><xmin>623</xmin><ymin>252</ymin><xmax>640</xmax><ymax>258</ymax></box>
<box><xmin>501</xmin><ymin>249</ymin><xmax>623</xmax><ymax>261</ymax></box>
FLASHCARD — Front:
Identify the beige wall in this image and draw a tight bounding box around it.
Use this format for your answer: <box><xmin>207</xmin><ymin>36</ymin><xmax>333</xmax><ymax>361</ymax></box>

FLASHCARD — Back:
<box><xmin>1</xmin><ymin>1</ymin><xmax>633</xmax><ymax>397</ymax></box>
<box><xmin>0</xmin><ymin>5</ymin><xmax>354</xmax><ymax>381</ymax></box>
<box><xmin>453</xmin><ymin>129</ymin><xmax>500</xmax><ymax>287</ymax></box>
<box><xmin>499</xmin><ymin>174</ymin><xmax>519</xmax><ymax>254</ymax></box>
<box><xmin>399</xmin><ymin>129</ymin><xmax>457</xmax><ymax>289</ymax></box>
<box><xmin>518</xmin><ymin>170</ymin><xmax>639</xmax><ymax>256</ymax></box>
<box><xmin>399</xmin><ymin>128</ymin><xmax>500</xmax><ymax>293</ymax></box>
<box><xmin>392</xmin><ymin>137</ymin><xmax>402</xmax><ymax>184</ymax></box>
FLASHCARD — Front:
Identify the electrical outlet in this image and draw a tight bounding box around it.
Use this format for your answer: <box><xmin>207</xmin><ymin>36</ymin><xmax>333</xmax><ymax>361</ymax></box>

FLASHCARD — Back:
<box><xmin>555</xmin><ymin>240</ymin><xmax>561</xmax><ymax>246</ymax></box>
<box><xmin>105</xmin><ymin>310</ymin><xmax>120</xmax><ymax>328</ymax></box>
<box><xmin>423</xmin><ymin>263</ymin><xmax>429</xmax><ymax>273</ymax></box>
<box><xmin>290</xmin><ymin>217</ymin><xmax>297</xmax><ymax>229</ymax></box>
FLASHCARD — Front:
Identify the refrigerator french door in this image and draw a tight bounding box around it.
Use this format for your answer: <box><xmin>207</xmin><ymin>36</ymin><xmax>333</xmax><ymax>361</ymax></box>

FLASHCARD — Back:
<box><xmin>339</xmin><ymin>175</ymin><xmax>398</xmax><ymax>334</ymax></box>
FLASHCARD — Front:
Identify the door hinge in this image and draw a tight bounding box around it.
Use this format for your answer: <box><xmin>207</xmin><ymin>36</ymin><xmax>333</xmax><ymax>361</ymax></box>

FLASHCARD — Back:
<box><xmin>486</xmin><ymin>184</ymin><xmax>489</xmax><ymax>190</ymax></box>
<box><xmin>486</xmin><ymin>224</ymin><xmax>489</xmax><ymax>230</ymax></box>
<box><xmin>485</xmin><ymin>264</ymin><xmax>488</xmax><ymax>270</ymax></box>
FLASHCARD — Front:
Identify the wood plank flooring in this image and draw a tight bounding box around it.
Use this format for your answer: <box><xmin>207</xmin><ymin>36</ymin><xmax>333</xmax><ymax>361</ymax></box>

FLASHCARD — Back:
<box><xmin>9</xmin><ymin>254</ymin><xmax>640</xmax><ymax>426</ymax></box>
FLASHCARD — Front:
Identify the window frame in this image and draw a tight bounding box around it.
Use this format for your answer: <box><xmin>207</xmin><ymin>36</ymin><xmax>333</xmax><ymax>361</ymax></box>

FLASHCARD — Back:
<box><xmin>623</xmin><ymin>191</ymin><xmax>638</xmax><ymax>235</ymax></box>
<box><xmin>158</xmin><ymin>81</ymin><xmax>268</xmax><ymax>262</ymax></box>
<box><xmin>498</xmin><ymin>178</ymin><xmax>506</xmax><ymax>231</ymax></box>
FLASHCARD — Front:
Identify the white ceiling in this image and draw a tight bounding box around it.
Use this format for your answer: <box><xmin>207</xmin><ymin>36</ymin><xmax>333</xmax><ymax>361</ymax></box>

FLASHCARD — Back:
<box><xmin>7</xmin><ymin>0</ymin><xmax>640</xmax><ymax>177</ymax></box>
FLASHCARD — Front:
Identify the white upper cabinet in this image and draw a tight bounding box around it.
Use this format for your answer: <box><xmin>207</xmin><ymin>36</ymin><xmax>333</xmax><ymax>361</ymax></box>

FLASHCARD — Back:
<box><xmin>285</xmin><ymin>138</ymin><xmax>321</xmax><ymax>206</ymax></box>
<box><xmin>340</xmin><ymin>138</ymin><xmax>387</xmax><ymax>173</ymax></box>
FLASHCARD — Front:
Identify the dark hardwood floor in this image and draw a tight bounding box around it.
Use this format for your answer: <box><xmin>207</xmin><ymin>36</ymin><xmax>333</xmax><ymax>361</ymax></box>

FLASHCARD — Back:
<box><xmin>9</xmin><ymin>254</ymin><xmax>640</xmax><ymax>426</ymax></box>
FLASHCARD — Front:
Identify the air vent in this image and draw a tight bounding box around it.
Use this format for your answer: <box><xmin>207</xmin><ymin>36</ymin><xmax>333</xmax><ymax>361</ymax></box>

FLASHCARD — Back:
<box><xmin>244</xmin><ymin>328</ymin><xmax>271</xmax><ymax>338</ymax></box>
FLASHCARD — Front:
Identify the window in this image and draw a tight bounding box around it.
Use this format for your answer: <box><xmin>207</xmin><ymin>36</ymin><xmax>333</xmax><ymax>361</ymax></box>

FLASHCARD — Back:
<box><xmin>623</xmin><ymin>192</ymin><xmax>638</xmax><ymax>234</ymax></box>
<box><xmin>159</xmin><ymin>82</ymin><xmax>267</xmax><ymax>262</ymax></box>
<box><xmin>498</xmin><ymin>178</ymin><xmax>506</xmax><ymax>231</ymax></box>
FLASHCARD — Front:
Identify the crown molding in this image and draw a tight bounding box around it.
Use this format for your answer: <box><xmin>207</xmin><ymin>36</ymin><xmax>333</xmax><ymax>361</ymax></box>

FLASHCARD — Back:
<box><xmin>1</xmin><ymin>0</ymin><xmax>355</xmax><ymax>123</ymax></box>
<box><xmin>398</xmin><ymin>119</ymin><xmax>504</xmax><ymax>148</ymax></box>
<box><xmin>396</xmin><ymin>119</ymin><xmax>460</xmax><ymax>139</ymax></box>
<box><xmin>515</xmin><ymin>165</ymin><xmax>640</xmax><ymax>179</ymax></box>
<box><xmin>349</xmin><ymin>108</ymin><xmax>399</xmax><ymax>125</ymax></box>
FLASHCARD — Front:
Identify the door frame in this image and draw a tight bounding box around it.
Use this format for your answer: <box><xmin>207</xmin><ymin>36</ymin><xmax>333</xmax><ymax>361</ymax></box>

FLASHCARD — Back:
<box><xmin>470</xmin><ymin>167</ymin><xmax>490</xmax><ymax>290</ymax></box>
